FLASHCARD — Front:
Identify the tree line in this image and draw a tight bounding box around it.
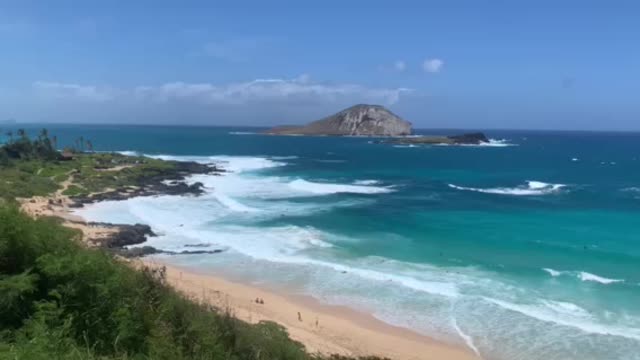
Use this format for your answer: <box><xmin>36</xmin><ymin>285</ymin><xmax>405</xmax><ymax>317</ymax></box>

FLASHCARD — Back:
<box><xmin>1</xmin><ymin>128</ymin><xmax>94</xmax><ymax>165</ymax></box>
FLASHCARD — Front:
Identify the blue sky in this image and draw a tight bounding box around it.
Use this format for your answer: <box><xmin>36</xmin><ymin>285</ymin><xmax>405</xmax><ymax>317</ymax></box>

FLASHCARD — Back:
<box><xmin>1</xmin><ymin>0</ymin><xmax>639</xmax><ymax>130</ymax></box>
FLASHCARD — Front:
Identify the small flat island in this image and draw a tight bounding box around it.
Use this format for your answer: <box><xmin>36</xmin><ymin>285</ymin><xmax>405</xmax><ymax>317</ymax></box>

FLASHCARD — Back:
<box><xmin>265</xmin><ymin>104</ymin><xmax>489</xmax><ymax>145</ymax></box>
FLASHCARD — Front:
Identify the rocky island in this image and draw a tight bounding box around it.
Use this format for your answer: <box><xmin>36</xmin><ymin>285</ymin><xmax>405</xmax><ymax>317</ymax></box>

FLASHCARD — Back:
<box><xmin>265</xmin><ymin>104</ymin><xmax>490</xmax><ymax>145</ymax></box>
<box><xmin>265</xmin><ymin>104</ymin><xmax>413</xmax><ymax>136</ymax></box>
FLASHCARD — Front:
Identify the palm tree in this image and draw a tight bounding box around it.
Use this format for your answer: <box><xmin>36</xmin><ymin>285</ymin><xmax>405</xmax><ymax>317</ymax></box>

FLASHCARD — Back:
<box><xmin>86</xmin><ymin>140</ymin><xmax>94</xmax><ymax>152</ymax></box>
<box><xmin>17</xmin><ymin>129</ymin><xmax>26</xmax><ymax>139</ymax></box>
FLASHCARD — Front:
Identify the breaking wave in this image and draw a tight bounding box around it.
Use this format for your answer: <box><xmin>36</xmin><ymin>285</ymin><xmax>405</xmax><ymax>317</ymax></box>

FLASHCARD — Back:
<box><xmin>353</xmin><ymin>179</ymin><xmax>381</xmax><ymax>186</ymax></box>
<box><xmin>228</xmin><ymin>131</ymin><xmax>257</xmax><ymax>135</ymax></box>
<box><xmin>449</xmin><ymin>181</ymin><xmax>566</xmax><ymax>196</ymax></box>
<box><xmin>288</xmin><ymin>179</ymin><xmax>393</xmax><ymax>195</ymax></box>
<box><xmin>543</xmin><ymin>268</ymin><xmax>624</xmax><ymax>285</ymax></box>
<box><xmin>435</xmin><ymin>138</ymin><xmax>518</xmax><ymax>147</ymax></box>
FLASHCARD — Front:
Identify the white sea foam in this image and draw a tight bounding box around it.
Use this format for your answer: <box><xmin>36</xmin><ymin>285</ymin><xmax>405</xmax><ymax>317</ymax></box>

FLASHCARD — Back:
<box><xmin>288</xmin><ymin>179</ymin><xmax>393</xmax><ymax>195</ymax></box>
<box><xmin>228</xmin><ymin>131</ymin><xmax>256</xmax><ymax>135</ymax></box>
<box><xmin>210</xmin><ymin>155</ymin><xmax>286</xmax><ymax>172</ymax></box>
<box><xmin>475</xmin><ymin>139</ymin><xmax>517</xmax><ymax>147</ymax></box>
<box><xmin>116</xmin><ymin>150</ymin><xmax>141</xmax><ymax>156</ymax></box>
<box><xmin>302</xmin><ymin>257</ymin><xmax>462</xmax><ymax>298</ymax></box>
<box><xmin>142</xmin><ymin>154</ymin><xmax>286</xmax><ymax>172</ymax></box>
<box><xmin>485</xmin><ymin>298</ymin><xmax>640</xmax><ymax>341</ymax></box>
<box><xmin>622</xmin><ymin>187</ymin><xmax>640</xmax><ymax>199</ymax></box>
<box><xmin>436</xmin><ymin>138</ymin><xmax>518</xmax><ymax>147</ymax></box>
<box><xmin>542</xmin><ymin>300</ymin><xmax>592</xmax><ymax>318</ymax></box>
<box><xmin>451</xmin><ymin>311</ymin><xmax>481</xmax><ymax>357</ymax></box>
<box><xmin>213</xmin><ymin>193</ymin><xmax>260</xmax><ymax>212</ymax></box>
<box><xmin>578</xmin><ymin>272</ymin><xmax>624</xmax><ymax>285</ymax></box>
<box><xmin>542</xmin><ymin>268</ymin><xmax>624</xmax><ymax>285</ymax></box>
<box><xmin>270</xmin><ymin>155</ymin><xmax>299</xmax><ymax>160</ymax></box>
<box><xmin>448</xmin><ymin>181</ymin><xmax>566</xmax><ymax>196</ymax></box>
<box><xmin>543</xmin><ymin>268</ymin><xmax>562</xmax><ymax>277</ymax></box>
<box><xmin>353</xmin><ymin>179</ymin><xmax>381</xmax><ymax>186</ymax></box>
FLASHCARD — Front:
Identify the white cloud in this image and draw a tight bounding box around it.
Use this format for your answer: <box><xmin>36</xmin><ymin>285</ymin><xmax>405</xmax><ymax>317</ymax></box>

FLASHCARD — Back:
<box><xmin>34</xmin><ymin>77</ymin><xmax>411</xmax><ymax>106</ymax></box>
<box><xmin>423</xmin><ymin>58</ymin><xmax>444</xmax><ymax>73</ymax></box>
<box><xmin>136</xmin><ymin>77</ymin><xmax>409</xmax><ymax>105</ymax></box>
<box><xmin>33</xmin><ymin>81</ymin><xmax>115</xmax><ymax>102</ymax></box>
<box><xmin>394</xmin><ymin>60</ymin><xmax>406</xmax><ymax>72</ymax></box>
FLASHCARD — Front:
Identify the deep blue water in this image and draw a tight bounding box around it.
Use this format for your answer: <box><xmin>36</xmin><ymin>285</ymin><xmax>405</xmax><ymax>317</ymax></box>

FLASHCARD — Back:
<box><xmin>5</xmin><ymin>124</ymin><xmax>640</xmax><ymax>360</ymax></box>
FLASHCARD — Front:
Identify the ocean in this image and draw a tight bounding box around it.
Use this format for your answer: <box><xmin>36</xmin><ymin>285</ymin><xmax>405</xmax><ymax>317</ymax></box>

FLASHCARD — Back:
<box><xmin>11</xmin><ymin>124</ymin><xmax>640</xmax><ymax>360</ymax></box>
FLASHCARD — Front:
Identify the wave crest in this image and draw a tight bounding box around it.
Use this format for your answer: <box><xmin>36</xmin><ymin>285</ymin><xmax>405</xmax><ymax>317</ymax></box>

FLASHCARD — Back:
<box><xmin>449</xmin><ymin>181</ymin><xmax>566</xmax><ymax>196</ymax></box>
<box><xmin>289</xmin><ymin>179</ymin><xmax>393</xmax><ymax>195</ymax></box>
<box><xmin>542</xmin><ymin>268</ymin><xmax>624</xmax><ymax>285</ymax></box>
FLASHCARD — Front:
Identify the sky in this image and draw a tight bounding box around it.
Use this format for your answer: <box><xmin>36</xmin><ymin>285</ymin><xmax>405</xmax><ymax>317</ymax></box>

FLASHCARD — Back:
<box><xmin>0</xmin><ymin>0</ymin><xmax>639</xmax><ymax>130</ymax></box>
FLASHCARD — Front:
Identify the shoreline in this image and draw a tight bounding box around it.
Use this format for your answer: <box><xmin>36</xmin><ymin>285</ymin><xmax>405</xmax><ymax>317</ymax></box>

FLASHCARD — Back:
<box><xmin>17</xmin><ymin>157</ymin><xmax>477</xmax><ymax>360</ymax></box>
<box><xmin>141</xmin><ymin>258</ymin><xmax>477</xmax><ymax>360</ymax></box>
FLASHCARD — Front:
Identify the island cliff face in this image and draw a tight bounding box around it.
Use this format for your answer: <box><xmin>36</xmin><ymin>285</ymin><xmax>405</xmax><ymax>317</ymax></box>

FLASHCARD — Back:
<box><xmin>265</xmin><ymin>104</ymin><xmax>412</xmax><ymax>136</ymax></box>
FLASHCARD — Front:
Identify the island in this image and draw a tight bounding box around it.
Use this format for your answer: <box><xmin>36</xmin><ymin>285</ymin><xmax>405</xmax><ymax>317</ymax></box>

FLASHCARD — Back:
<box><xmin>265</xmin><ymin>104</ymin><xmax>490</xmax><ymax>145</ymax></box>
<box><xmin>264</xmin><ymin>104</ymin><xmax>412</xmax><ymax>136</ymax></box>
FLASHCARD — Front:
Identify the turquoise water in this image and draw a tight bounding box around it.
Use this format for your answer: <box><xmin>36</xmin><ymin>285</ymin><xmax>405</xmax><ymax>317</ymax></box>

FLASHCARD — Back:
<box><xmin>9</xmin><ymin>125</ymin><xmax>640</xmax><ymax>360</ymax></box>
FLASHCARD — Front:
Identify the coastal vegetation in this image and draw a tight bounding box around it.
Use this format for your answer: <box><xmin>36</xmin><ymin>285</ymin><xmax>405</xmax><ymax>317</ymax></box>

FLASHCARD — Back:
<box><xmin>0</xmin><ymin>129</ymin><xmax>181</xmax><ymax>201</ymax></box>
<box><xmin>0</xmin><ymin>130</ymin><xmax>385</xmax><ymax>360</ymax></box>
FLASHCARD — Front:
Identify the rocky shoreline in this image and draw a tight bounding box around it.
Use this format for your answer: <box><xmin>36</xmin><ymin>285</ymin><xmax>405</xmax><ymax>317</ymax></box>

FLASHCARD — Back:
<box><xmin>78</xmin><ymin>160</ymin><xmax>226</xmax><ymax>258</ymax></box>
<box><xmin>69</xmin><ymin>160</ymin><xmax>220</xmax><ymax>207</ymax></box>
<box><xmin>74</xmin><ymin>221</ymin><xmax>225</xmax><ymax>258</ymax></box>
<box><xmin>23</xmin><ymin>157</ymin><xmax>226</xmax><ymax>258</ymax></box>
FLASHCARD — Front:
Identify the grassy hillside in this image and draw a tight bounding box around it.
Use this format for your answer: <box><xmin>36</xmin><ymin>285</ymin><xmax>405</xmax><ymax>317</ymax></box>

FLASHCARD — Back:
<box><xmin>0</xmin><ymin>206</ymin><xmax>383</xmax><ymax>360</ymax></box>
<box><xmin>0</xmin><ymin>151</ymin><xmax>178</xmax><ymax>201</ymax></box>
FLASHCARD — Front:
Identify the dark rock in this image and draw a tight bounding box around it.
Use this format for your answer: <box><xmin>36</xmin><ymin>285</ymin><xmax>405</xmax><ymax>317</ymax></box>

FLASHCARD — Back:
<box><xmin>184</xmin><ymin>243</ymin><xmax>213</xmax><ymax>248</ymax></box>
<box><xmin>177</xmin><ymin>249</ymin><xmax>224</xmax><ymax>255</ymax></box>
<box><xmin>89</xmin><ymin>222</ymin><xmax>156</xmax><ymax>248</ymax></box>
<box><xmin>115</xmin><ymin>246</ymin><xmax>161</xmax><ymax>258</ymax></box>
<box><xmin>71</xmin><ymin>160</ymin><xmax>220</xmax><ymax>206</ymax></box>
<box><xmin>384</xmin><ymin>132</ymin><xmax>490</xmax><ymax>146</ymax></box>
<box><xmin>265</xmin><ymin>104</ymin><xmax>412</xmax><ymax>136</ymax></box>
<box><xmin>448</xmin><ymin>132</ymin><xmax>489</xmax><ymax>144</ymax></box>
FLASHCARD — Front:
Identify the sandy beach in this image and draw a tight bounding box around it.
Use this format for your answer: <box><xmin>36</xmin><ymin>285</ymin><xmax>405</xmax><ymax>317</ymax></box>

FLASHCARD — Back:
<box><xmin>140</xmin><ymin>259</ymin><xmax>477</xmax><ymax>360</ymax></box>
